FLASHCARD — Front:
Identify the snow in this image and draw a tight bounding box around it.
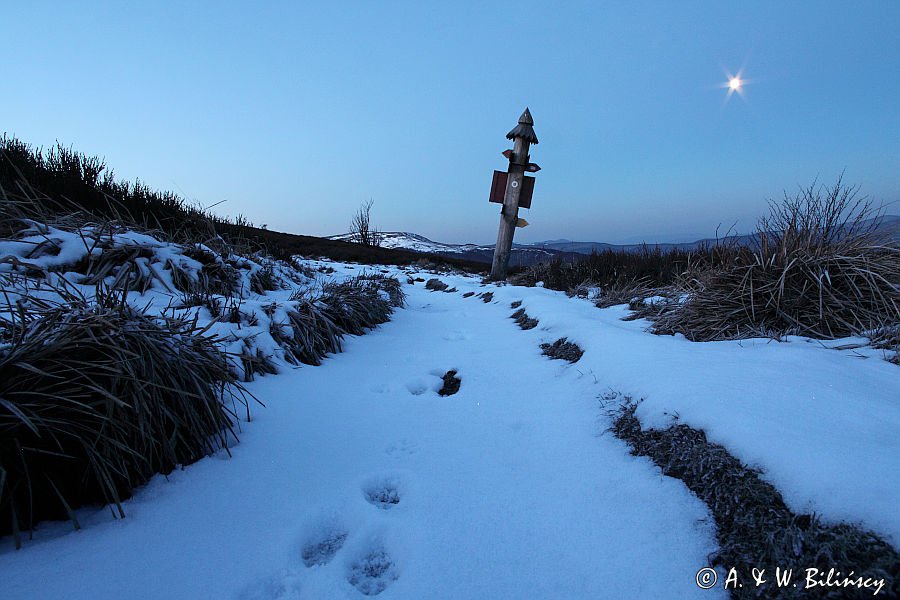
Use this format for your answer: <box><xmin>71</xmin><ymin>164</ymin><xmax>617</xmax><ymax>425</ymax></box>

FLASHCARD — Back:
<box><xmin>327</xmin><ymin>232</ymin><xmax>475</xmax><ymax>254</ymax></box>
<box><xmin>1</xmin><ymin>259</ymin><xmax>725</xmax><ymax>600</ymax></box>
<box><xmin>455</xmin><ymin>279</ymin><xmax>900</xmax><ymax>546</ymax></box>
<box><xmin>1</xmin><ymin>239</ymin><xmax>898</xmax><ymax>599</ymax></box>
<box><xmin>0</xmin><ymin>226</ymin><xmax>325</xmax><ymax>382</ymax></box>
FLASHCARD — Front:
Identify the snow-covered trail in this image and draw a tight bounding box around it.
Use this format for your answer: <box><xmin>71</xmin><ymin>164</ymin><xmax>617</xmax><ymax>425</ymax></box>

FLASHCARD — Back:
<box><xmin>0</xmin><ymin>275</ymin><xmax>723</xmax><ymax>599</ymax></box>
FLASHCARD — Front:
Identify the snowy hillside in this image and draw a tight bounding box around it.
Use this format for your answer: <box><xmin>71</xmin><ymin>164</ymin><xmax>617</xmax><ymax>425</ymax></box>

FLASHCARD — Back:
<box><xmin>2</xmin><ymin>243</ymin><xmax>898</xmax><ymax>598</ymax></box>
<box><xmin>330</xmin><ymin>214</ymin><xmax>900</xmax><ymax>259</ymax></box>
<box><xmin>327</xmin><ymin>231</ymin><xmax>566</xmax><ymax>267</ymax></box>
<box><xmin>328</xmin><ymin>231</ymin><xmax>480</xmax><ymax>254</ymax></box>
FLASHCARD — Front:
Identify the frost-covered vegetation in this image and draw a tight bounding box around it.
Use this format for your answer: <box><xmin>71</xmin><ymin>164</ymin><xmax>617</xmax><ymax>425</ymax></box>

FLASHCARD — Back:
<box><xmin>611</xmin><ymin>395</ymin><xmax>899</xmax><ymax>599</ymax></box>
<box><xmin>0</xmin><ymin>143</ymin><xmax>404</xmax><ymax>548</ymax></box>
<box><xmin>515</xmin><ymin>179</ymin><xmax>899</xmax><ymax>362</ymax></box>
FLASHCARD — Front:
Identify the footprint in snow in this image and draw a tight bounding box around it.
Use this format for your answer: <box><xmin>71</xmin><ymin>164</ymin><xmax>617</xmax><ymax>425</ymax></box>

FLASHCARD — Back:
<box><xmin>347</xmin><ymin>546</ymin><xmax>399</xmax><ymax>596</ymax></box>
<box><xmin>441</xmin><ymin>330</ymin><xmax>471</xmax><ymax>341</ymax></box>
<box><xmin>385</xmin><ymin>438</ymin><xmax>419</xmax><ymax>458</ymax></box>
<box><xmin>404</xmin><ymin>378</ymin><xmax>429</xmax><ymax>396</ymax></box>
<box><xmin>238</xmin><ymin>569</ymin><xmax>303</xmax><ymax>600</ymax></box>
<box><xmin>362</xmin><ymin>474</ymin><xmax>403</xmax><ymax>510</ymax></box>
<box><xmin>299</xmin><ymin>515</ymin><xmax>349</xmax><ymax>567</ymax></box>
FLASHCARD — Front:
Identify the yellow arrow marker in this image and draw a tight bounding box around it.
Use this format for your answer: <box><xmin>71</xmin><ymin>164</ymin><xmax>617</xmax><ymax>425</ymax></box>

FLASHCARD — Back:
<box><xmin>516</xmin><ymin>218</ymin><xmax>529</xmax><ymax>228</ymax></box>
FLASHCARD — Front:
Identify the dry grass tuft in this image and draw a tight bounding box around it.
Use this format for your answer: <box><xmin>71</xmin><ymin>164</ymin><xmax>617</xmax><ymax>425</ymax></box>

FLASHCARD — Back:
<box><xmin>870</xmin><ymin>324</ymin><xmax>900</xmax><ymax>365</ymax></box>
<box><xmin>249</xmin><ymin>264</ymin><xmax>281</xmax><ymax>294</ymax></box>
<box><xmin>0</xmin><ymin>294</ymin><xmax>253</xmax><ymax>548</ymax></box>
<box><xmin>654</xmin><ymin>179</ymin><xmax>899</xmax><ymax>341</ymax></box>
<box><xmin>510</xmin><ymin>244</ymin><xmax>706</xmax><ymax>294</ymax></box>
<box><xmin>511</xmin><ymin>308</ymin><xmax>538</xmax><ymax>330</ymax></box>
<box><xmin>0</xmin><ymin>143</ymin><xmax>411</xmax><ymax>549</ymax></box>
<box><xmin>277</xmin><ymin>273</ymin><xmax>405</xmax><ymax>366</ymax></box>
<box><xmin>73</xmin><ymin>245</ymin><xmax>169</xmax><ymax>293</ymax></box>
<box><xmin>540</xmin><ymin>338</ymin><xmax>584</xmax><ymax>363</ymax></box>
<box><xmin>593</xmin><ymin>277</ymin><xmax>655</xmax><ymax>309</ymax></box>
<box><xmin>318</xmin><ymin>275</ymin><xmax>403</xmax><ymax>334</ymax></box>
<box><xmin>272</xmin><ymin>301</ymin><xmax>344</xmax><ymax>367</ymax></box>
<box><xmin>425</xmin><ymin>278</ymin><xmax>449</xmax><ymax>292</ymax></box>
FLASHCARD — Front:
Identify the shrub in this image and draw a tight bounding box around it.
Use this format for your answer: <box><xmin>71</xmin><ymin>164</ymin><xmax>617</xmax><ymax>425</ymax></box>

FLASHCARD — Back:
<box><xmin>654</xmin><ymin>179</ymin><xmax>900</xmax><ymax>340</ymax></box>
<box><xmin>510</xmin><ymin>244</ymin><xmax>726</xmax><ymax>294</ymax></box>
<box><xmin>272</xmin><ymin>301</ymin><xmax>344</xmax><ymax>367</ymax></box>
<box><xmin>0</xmin><ymin>295</ymin><xmax>252</xmax><ymax>548</ymax></box>
<box><xmin>318</xmin><ymin>276</ymin><xmax>401</xmax><ymax>334</ymax></box>
<box><xmin>593</xmin><ymin>277</ymin><xmax>655</xmax><ymax>309</ymax></box>
<box><xmin>277</xmin><ymin>274</ymin><xmax>404</xmax><ymax>366</ymax></box>
<box><xmin>348</xmin><ymin>199</ymin><xmax>383</xmax><ymax>247</ymax></box>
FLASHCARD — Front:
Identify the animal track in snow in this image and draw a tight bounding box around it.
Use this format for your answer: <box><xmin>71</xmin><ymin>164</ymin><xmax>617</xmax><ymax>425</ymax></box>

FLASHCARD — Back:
<box><xmin>238</xmin><ymin>569</ymin><xmax>303</xmax><ymax>600</ymax></box>
<box><xmin>299</xmin><ymin>517</ymin><xmax>349</xmax><ymax>567</ymax></box>
<box><xmin>385</xmin><ymin>438</ymin><xmax>418</xmax><ymax>458</ymax></box>
<box><xmin>404</xmin><ymin>378</ymin><xmax>429</xmax><ymax>395</ymax></box>
<box><xmin>441</xmin><ymin>330</ymin><xmax>471</xmax><ymax>341</ymax></box>
<box><xmin>347</xmin><ymin>546</ymin><xmax>399</xmax><ymax>596</ymax></box>
<box><xmin>363</xmin><ymin>475</ymin><xmax>402</xmax><ymax>509</ymax></box>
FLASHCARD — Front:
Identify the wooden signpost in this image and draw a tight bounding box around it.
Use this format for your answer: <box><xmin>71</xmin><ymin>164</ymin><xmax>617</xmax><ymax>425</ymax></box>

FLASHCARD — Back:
<box><xmin>489</xmin><ymin>108</ymin><xmax>540</xmax><ymax>280</ymax></box>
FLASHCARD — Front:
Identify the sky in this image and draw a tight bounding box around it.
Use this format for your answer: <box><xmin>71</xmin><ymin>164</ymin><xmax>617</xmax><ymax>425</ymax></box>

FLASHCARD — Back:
<box><xmin>3</xmin><ymin>1</ymin><xmax>899</xmax><ymax>244</ymax></box>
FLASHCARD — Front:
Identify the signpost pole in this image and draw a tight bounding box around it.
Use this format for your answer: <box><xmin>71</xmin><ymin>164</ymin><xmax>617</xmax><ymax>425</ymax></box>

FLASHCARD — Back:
<box><xmin>490</xmin><ymin>108</ymin><xmax>539</xmax><ymax>281</ymax></box>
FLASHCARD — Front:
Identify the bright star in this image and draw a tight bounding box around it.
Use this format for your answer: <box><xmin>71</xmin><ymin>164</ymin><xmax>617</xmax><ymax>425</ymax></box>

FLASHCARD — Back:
<box><xmin>720</xmin><ymin>68</ymin><xmax>752</xmax><ymax>102</ymax></box>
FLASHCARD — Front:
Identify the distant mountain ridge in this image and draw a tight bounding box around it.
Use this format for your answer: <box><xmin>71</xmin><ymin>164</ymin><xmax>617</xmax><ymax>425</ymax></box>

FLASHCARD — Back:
<box><xmin>328</xmin><ymin>215</ymin><xmax>900</xmax><ymax>266</ymax></box>
<box><xmin>527</xmin><ymin>214</ymin><xmax>900</xmax><ymax>254</ymax></box>
<box><xmin>326</xmin><ymin>232</ymin><xmax>575</xmax><ymax>267</ymax></box>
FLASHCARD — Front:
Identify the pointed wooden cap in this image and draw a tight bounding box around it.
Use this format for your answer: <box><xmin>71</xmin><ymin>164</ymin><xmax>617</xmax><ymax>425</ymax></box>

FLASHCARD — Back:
<box><xmin>506</xmin><ymin>107</ymin><xmax>538</xmax><ymax>144</ymax></box>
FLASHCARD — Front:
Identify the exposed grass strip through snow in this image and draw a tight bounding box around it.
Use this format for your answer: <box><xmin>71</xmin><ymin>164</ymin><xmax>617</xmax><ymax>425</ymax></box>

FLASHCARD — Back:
<box><xmin>609</xmin><ymin>395</ymin><xmax>900</xmax><ymax>599</ymax></box>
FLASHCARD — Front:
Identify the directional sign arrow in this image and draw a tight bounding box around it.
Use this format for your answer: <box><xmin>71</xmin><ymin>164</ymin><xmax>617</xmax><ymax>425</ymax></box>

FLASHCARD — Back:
<box><xmin>502</xmin><ymin>149</ymin><xmax>514</xmax><ymax>160</ymax></box>
<box><xmin>515</xmin><ymin>218</ymin><xmax>529</xmax><ymax>228</ymax></box>
<box><xmin>525</xmin><ymin>163</ymin><xmax>541</xmax><ymax>173</ymax></box>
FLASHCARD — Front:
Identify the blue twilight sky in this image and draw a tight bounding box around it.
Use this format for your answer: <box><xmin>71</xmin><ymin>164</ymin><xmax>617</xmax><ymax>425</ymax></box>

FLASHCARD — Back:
<box><xmin>3</xmin><ymin>1</ymin><xmax>899</xmax><ymax>244</ymax></box>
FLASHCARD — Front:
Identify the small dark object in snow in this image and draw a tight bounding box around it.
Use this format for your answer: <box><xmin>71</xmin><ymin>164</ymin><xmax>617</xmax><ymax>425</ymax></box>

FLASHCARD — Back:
<box><xmin>438</xmin><ymin>370</ymin><xmax>461</xmax><ymax>396</ymax></box>
<box><xmin>302</xmin><ymin>529</ymin><xmax>348</xmax><ymax>567</ymax></box>
<box><xmin>510</xmin><ymin>300</ymin><xmax>522</xmax><ymax>308</ymax></box>
<box><xmin>462</xmin><ymin>291</ymin><xmax>475</xmax><ymax>298</ymax></box>
<box><xmin>364</xmin><ymin>482</ymin><xmax>401</xmax><ymax>509</ymax></box>
<box><xmin>511</xmin><ymin>308</ymin><xmax>538</xmax><ymax>330</ymax></box>
<box><xmin>425</xmin><ymin>278</ymin><xmax>449</xmax><ymax>291</ymax></box>
<box><xmin>480</xmin><ymin>291</ymin><xmax>494</xmax><ymax>303</ymax></box>
<box><xmin>414</xmin><ymin>277</ymin><xmax>425</xmax><ymax>282</ymax></box>
<box><xmin>348</xmin><ymin>548</ymin><xmax>398</xmax><ymax>596</ymax></box>
<box><xmin>406</xmin><ymin>277</ymin><xmax>415</xmax><ymax>285</ymax></box>
<box><xmin>540</xmin><ymin>337</ymin><xmax>584</xmax><ymax>363</ymax></box>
